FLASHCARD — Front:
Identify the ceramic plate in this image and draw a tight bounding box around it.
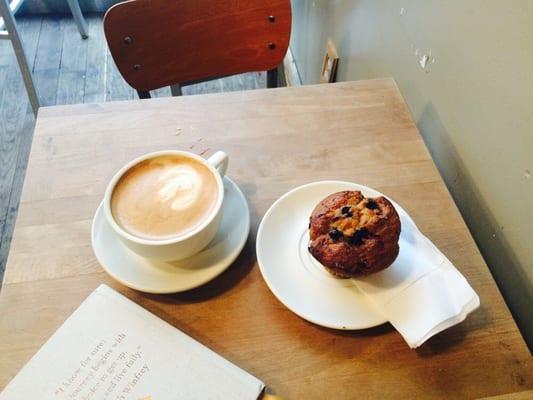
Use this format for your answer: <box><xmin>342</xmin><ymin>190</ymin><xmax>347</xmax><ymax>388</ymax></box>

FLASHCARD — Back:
<box><xmin>257</xmin><ymin>180</ymin><xmax>416</xmax><ymax>330</ymax></box>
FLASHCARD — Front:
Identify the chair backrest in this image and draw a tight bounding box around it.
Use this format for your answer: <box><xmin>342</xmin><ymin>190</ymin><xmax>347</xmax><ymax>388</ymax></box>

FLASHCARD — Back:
<box><xmin>104</xmin><ymin>0</ymin><xmax>291</xmax><ymax>92</ymax></box>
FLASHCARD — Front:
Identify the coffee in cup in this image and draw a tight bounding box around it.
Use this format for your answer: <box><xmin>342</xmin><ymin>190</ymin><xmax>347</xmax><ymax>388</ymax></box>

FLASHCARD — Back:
<box><xmin>111</xmin><ymin>155</ymin><xmax>219</xmax><ymax>241</ymax></box>
<box><xmin>103</xmin><ymin>150</ymin><xmax>228</xmax><ymax>261</ymax></box>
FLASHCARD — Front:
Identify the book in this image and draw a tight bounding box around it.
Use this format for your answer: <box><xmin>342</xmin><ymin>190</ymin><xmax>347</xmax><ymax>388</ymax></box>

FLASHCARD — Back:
<box><xmin>0</xmin><ymin>284</ymin><xmax>264</xmax><ymax>400</ymax></box>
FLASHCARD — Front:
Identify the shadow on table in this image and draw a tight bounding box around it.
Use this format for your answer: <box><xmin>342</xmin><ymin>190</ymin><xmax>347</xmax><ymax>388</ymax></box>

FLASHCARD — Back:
<box><xmin>144</xmin><ymin>238</ymin><xmax>256</xmax><ymax>304</ymax></box>
<box><xmin>415</xmin><ymin>304</ymin><xmax>490</xmax><ymax>356</ymax></box>
<box><xmin>292</xmin><ymin>303</ymin><xmax>490</xmax><ymax>356</ymax></box>
<box><xmin>313</xmin><ymin>322</ymin><xmax>395</xmax><ymax>338</ymax></box>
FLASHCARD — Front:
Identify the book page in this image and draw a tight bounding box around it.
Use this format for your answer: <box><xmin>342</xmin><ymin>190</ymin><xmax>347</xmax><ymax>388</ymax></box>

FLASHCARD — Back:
<box><xmin>0</xmin><ymin>285</ymin><xmax>264</xmax><ymax>400</ymax></box>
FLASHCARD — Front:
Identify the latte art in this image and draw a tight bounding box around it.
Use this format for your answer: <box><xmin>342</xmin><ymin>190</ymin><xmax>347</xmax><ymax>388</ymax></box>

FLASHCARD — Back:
<box><xmin>157</xmin><ymin>165</ymin><xmax>201</xmax><ymax>211</ymax></box>
<box><xmin>111</xmin><ymin>155</ymin><xmax>219</xmax><ymax>240</ymax></box>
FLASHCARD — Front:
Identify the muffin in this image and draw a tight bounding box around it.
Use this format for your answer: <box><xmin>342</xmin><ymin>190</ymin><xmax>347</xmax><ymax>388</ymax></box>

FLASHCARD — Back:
<box><xmin>308</xmin><ymin>190</ymin><xmax>401</xmax><ymax>278</ymax></box>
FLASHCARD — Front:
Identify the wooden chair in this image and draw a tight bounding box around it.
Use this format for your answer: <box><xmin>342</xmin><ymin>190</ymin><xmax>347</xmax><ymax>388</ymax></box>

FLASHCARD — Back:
<box><xmin>103</xmin><ymin>0</ymin><xmax>292</xmax><ymax>99</ymax></box>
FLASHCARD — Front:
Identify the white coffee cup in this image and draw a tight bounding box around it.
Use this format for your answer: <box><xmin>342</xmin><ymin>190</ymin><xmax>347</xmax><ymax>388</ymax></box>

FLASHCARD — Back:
<box><xmin>103</xmin><ymin>150</ymin><xmax>228</xmax><ymax>261</ymax></box>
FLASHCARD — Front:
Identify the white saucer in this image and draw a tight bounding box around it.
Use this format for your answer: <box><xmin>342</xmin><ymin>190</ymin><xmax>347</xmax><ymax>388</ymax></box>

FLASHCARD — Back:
<box><xmin>257</xmin><ymin>181</ymin><xmax>416</xmax><ymax>330</ymax></box>
<box><xmin>92</xmin><ymin>177</ymin><xmax>250</xmax><ymax>294</ymax></box>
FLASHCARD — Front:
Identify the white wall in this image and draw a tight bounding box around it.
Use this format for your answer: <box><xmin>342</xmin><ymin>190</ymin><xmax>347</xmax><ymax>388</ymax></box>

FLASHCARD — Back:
<box><xmin>290</xmin><ymin>0</ymin><xmax>533</xmax><ymax>348</ymax></box>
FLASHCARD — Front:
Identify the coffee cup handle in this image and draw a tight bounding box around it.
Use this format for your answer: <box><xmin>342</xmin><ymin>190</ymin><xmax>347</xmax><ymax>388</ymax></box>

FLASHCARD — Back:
<box><xmin>207</xmin><ymin>151</ymin><xmax>228</xmax><ymax>178</ymax></box>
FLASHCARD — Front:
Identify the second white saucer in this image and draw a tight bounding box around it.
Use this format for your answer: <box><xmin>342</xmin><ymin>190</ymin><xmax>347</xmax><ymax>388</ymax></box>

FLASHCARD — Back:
<box><xmin>256</xmin><ymin>181</ymin><xmax>393</xmax><ymax>330</ymax></box>
<box><xmin>92</xmin><ymin>177</ymin><xmax>250</xmax><ymax>294</ymax></box>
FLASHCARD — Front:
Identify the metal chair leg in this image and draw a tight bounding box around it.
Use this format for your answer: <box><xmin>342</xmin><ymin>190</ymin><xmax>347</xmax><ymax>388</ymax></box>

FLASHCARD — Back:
<box><xmin>267</xmin><ymin>67</ymin><xmax>278</xmax><ymax>89</ymax></box>
<box><xmin>66</xmin><ymin>0</ymin><xmax>88</xmax><ymax>39</ymax></box>
<box><xmin>170</xmin><ymin>84</ymin><xmax>182</xmax><ymax>96</ymax></box>
<box><xmin>0</xmin><ymin>0</ymin><xmax>40</xmax><ymax>116</ymax></box>
<box><xmin>137</xmin><ymin>90</ymin><xmax>151</xmax><ymax>99</ymax></box>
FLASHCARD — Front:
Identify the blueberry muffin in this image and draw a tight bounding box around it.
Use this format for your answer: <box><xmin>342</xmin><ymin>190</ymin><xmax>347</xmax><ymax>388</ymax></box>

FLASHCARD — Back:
<box><xmin>308</xmin><ymin>191</ymin><xmax>401</xmax><ymax>278</ymax></box>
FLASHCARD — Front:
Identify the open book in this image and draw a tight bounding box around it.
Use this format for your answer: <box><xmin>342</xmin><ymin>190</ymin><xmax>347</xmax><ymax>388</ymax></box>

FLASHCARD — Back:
<box><xmin>0</xmin><ymin>285</ymin><xmax>264</xmax><ymax>400</ymax></box>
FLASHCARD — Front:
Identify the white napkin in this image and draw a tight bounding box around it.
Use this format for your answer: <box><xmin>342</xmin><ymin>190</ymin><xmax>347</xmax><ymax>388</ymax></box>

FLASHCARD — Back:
<box><xmin>353</xmin><ymin>211</ymin><xmax>480</xmax><ymax>348</ymax></box>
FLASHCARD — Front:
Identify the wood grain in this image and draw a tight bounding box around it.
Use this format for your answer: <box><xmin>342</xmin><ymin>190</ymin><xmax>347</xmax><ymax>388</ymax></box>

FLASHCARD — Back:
<box><xmin>83</xmin><ymin>15</ymin><xmax>107</xmax><ymax>104</ymax></box>
<box><xmin>32</xmin><ymin>15</ymin><xmax>63</xmax><ymax>106</ymax></box>
<box><xmin>0</xmin><ymin>79</ymin><xmax>531</xmax><ymax>399</ymax></box>
<box><xmin>103</xmin><ymin>0</ymin><xmax>291</xmax><ymax>91</ymax></box>
<box><xmin>56</xmin><ymin>15</ymin><xmax>88</xmax><ymax>105</ymax></box>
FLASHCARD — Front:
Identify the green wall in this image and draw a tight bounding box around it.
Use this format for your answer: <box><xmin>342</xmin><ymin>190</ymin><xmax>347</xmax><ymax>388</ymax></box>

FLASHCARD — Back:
<box><xmin>291</xmin><ymin>0</ymin><xmax>533</xmax><ymax>348</ymax></box>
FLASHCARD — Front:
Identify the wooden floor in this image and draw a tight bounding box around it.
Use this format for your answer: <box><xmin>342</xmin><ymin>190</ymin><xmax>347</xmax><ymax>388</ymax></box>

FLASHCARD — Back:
<box><xmin>0</xmin><ymin>14</ymin><xmax>267</xmax><ymax>282</ymax></box>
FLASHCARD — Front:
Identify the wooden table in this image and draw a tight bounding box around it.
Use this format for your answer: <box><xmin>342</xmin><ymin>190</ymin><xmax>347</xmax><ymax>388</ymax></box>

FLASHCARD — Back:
<box><xmin>0</xmin><ymin>79</ymin><xmax>531</xmax><ymax>399</ymax></box>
